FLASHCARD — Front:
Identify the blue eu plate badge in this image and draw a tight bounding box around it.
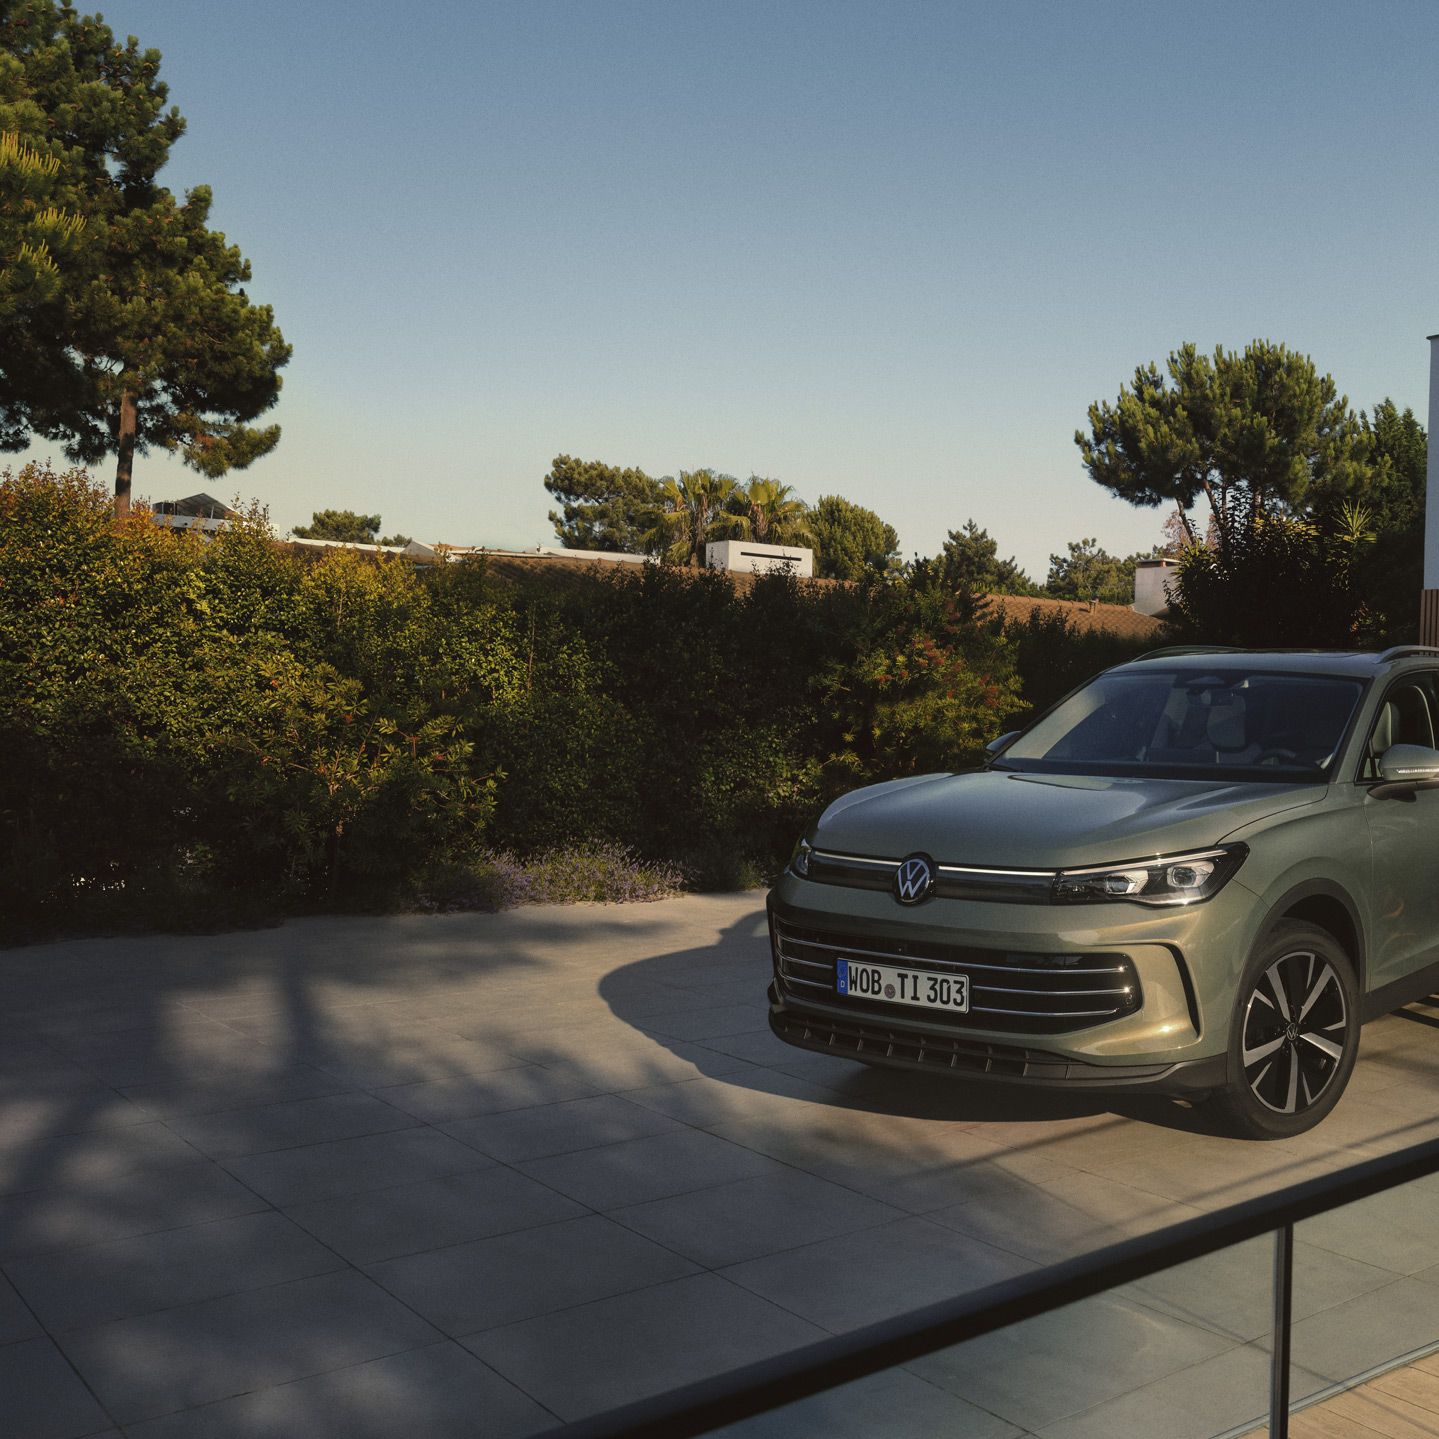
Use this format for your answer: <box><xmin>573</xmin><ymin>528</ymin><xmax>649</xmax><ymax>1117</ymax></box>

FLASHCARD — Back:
<box><xmin>836</xmin><ymin>959</ymin><xmax>849</xmax><ymax>994</ymax></box>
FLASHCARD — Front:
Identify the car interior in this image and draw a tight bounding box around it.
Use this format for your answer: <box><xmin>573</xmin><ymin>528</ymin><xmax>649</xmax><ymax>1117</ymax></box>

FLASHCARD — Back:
<box><xmin>1034</xmin><ymin>673</ymin><xmax>1365</xmax><ymax>773</ymax></box>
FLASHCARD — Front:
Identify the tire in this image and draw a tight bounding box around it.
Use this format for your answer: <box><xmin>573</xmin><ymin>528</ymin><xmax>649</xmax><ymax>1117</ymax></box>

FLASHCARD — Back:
<box><xmin>1212</xmin><ymin>921</ymin><xmax>1359</xmax><ymax>1140</ymax></box>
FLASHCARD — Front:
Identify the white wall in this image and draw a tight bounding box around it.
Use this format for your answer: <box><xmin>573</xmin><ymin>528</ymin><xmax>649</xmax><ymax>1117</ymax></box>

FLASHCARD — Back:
<box><xmin>1133</xmin><ymin>559</ymin><xmax>1178</xmax><ymax>615</ymax></box>
<box><xmin>706</xmin><ymin>540</ymin><xmax>814</xmax><ymax>577</ymax></box>
<box><xmin>1426</xmin><ymin>334</ymin><xmax>1439</xmax><ymax>589</ymax></box>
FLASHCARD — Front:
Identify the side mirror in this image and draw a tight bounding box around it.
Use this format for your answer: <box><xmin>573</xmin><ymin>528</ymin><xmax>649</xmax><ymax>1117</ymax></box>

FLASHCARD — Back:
<box><xmin>1379</xmin><ymin>743</ymin><xmax>1439</xmax><ymax>783</ymax></box>
<box><xmin>1371</xmin><ymin>743</ymin><xmax>1439</xmax><ymax>799</ymax></box>
<box><xmin>986</xmin><ymin>731</ymin><xmax>1020</xmax><ymax>756</ymax></box>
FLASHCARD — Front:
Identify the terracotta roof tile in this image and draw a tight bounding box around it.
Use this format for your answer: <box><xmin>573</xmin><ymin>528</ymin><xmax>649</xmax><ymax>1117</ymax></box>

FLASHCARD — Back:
<box><xmin>984</xmin><ymin>593</ymin><xmax>1166</xmax><ymax>640</ymax></box>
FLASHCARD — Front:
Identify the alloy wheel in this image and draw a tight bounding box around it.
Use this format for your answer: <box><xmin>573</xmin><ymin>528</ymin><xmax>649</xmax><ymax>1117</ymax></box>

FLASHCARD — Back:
<box><xmin>1240</xmin><ymin>949</ymin><xmax>1348</xmax><ymax>1115</ymax></box>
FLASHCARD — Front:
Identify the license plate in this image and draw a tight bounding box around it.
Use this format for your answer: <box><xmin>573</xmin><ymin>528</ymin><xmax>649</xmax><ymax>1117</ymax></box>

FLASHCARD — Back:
<box><xmin>836</xmin><ymin>959</ymin><xmax>970</xmax><ymax>1013</ymax></box>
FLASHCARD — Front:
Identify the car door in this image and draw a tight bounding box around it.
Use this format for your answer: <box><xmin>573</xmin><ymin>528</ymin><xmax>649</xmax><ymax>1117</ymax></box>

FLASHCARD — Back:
<box><xmin>1362</xmin><ymin>672</ymin><xmax>1439</xmax><ymax>994</ymax></box>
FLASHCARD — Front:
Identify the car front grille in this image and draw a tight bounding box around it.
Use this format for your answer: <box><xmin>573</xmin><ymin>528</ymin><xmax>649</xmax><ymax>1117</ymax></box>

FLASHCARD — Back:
<box><xmin>773</xmin><ymin>919</ymin><xmax>1142</xmax><ymax>1035</ymax></box>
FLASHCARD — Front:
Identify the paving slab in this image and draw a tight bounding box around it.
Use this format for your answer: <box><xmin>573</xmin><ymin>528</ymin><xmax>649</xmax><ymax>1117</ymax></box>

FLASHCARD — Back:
<box><xmin>1117</xmin><ymin>1232</ymin><xmax>1401</xmax><ymax>1344</ymax></box>
<box><xmin>220</xmin><ymin>1126</ymin><xmax>492</xmax><ymax>1206</ymax></box>
<box><xmin>1032</xmin><ymin>1339</ymin><xmax>1331</xmax><ymax>1439</ymax></box>
<box><xmin>0</xmin><ymin>1269</ymin><xmax>43</xmax><ymax>1343</ymax></box>
<box><xmin>165</xmin><ymin>1091</ymin><xmax>418</xmax><ymax>1160</ymax></box>
<box><xmin>369</xmin><ymin>1063</ymin><xmax>604</xmax><ymax>1122</ymax></box>
<box><xmin>281</xmin><ymin>1166</ymin><xmax>587</xmax><ymax>1265</ymax></box>
<box><xmin>609</xmin><ymin>1167</ymin><xmax>904</xmax><ymax>1268</ymax></box>
<box><xmin>59</xmin><ymin>1269</ymin><xmax>441</xmax><ymax>1425</ymax></box>
<box><xmin>122</xmin><ymin>1341</ymin><xmax>554</xmax><ymax>1439</ymax></box>
<box><xmin>0</xmin><ymin>1090</ymin><xmax>153</xmax><ymax>1141</ymax></box>
<box><xmin>516</xmin><ymin>1126</ymin><xmax>786</xmax><ymax>1210</ymax></box>
<box><xmin>1288</xmin><ymin>1275</ymin><xmax>1439</xmax><ymax>1386</ymax></box>
<box><xmin>439</xmin><ymin>1092</ymin><xmax>685</xmax><ymax>1162</ymax></box>
<box><xmin>0</xmin><ymin>1122</ymin><xmax>202</xmax><ymax>1197</ymax></box>
<box><xmin>0</xmin><ymin>1334</ymin><xmax>115</xmax><ymax>1439</ymax></box>
<box><xmin>304</xmin><ymin>1037</ymin><xmax>539</xmax><ymax>1090</ymax></box>
<box><xmin>0</xmin><ymin>1160</ymin><xmax>268</xmax><ymax>1260</ymax></box>
<box><xmin>463</xmin><ymin>1272</ymin><xmax>825</xmax><ymax>1420</ymax></box>
<box><xmin>506</xmin><ymin>1034</ymin><xmax>765</xmax><ymax>1089</ymax></box>
<box><xmin>912</xmin><ymin>1288</ymin><xmax>1236</xmax><ymax>1430</ymax></box>
<box><xmin>0</xmin><ymin>1061</ymin><xmax>115</xmax><ymax>1095</ymax></box>
<box><xmin>5</xmin><ymin>1210</ymin><xmax>343</xmax><ymax>1332</ymax></box>
<box><xmin>925</xmin><ymin>1168</ymin><xmax>1204</xmax><ymax>1264</ymax></box>
<box><xmin>710</xmin><ymin>1369</ymin><xmax>1025</xmax><ymax>1439</ymax></box>
<box><xmin>366</xmin><ymin>1212</ymin><xmax>699</xmax><ymax>1335</ymax></box>
<box><xmin>117</xmin><ymin>1064</ymin><xmax>353</xmax><ymax>1119</ymax></box>
<box><xmin>720</xmin><ymin>1215</ymin><xmax>1036</xmax><ymax>1332</ymax></box>
<box><xmin>1297</xmin><ymin>1173</ymin><xmax>1439</xmax><ymax>1275</ymax></box>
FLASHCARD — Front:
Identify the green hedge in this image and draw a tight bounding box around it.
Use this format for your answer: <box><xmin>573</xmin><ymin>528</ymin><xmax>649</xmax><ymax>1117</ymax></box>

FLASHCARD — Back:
<box><xmin>0</xmin><ymin>463</ymin><xmax>1150</xmax><ymax>938</ymax></box>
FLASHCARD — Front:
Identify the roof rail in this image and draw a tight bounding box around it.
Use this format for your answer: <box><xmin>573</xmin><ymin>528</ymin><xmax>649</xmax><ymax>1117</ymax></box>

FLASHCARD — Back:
<box><xmin>1130</xmin><ymin>645</ymin><xmax>1243</xmax><ymax>661</ymax></box>
<box><xmin>1377</xmin><ymin>646</ymin><xmax>1439</xmax><ymax>663</ymax></box>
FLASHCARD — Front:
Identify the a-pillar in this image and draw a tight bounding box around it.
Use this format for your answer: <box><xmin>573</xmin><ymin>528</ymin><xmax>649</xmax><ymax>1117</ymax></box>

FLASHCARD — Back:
<box><xmin>1423</xmin><ymin>333</ymin><xmax>1439</xmax><ymax>644</ymax></box>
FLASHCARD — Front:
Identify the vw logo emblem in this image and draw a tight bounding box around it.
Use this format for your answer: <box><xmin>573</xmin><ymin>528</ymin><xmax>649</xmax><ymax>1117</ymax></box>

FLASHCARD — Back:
<box><xmin>894</xmin><ymin>854</ymin><xmax>934</xmax><ymax>905</ymax></box>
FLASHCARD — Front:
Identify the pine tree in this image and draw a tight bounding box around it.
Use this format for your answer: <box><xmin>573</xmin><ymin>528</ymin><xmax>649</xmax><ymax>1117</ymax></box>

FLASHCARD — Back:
<box><xmin>809</xmin><ymin>495</ymin><xmax>900</xmax><ymax>581</ymax></box>
<box><xmin>0</xmin><ymin>1</ymin><xmax>290</xmax><ymax>514</ymax></box>
<box><xmin>1076</xmin><ymin>341</ymin><xmax>1370</xmax><ymax>547</ymax></box>
<box><xmin>293</xmin><ymin>511</ymin><xmax>384</xmax><ymax>544</ymax></box>
<box><xmin>543</xmin><ymin>455</ymin><xmax>665</xmax><ymax>552</ymax></box>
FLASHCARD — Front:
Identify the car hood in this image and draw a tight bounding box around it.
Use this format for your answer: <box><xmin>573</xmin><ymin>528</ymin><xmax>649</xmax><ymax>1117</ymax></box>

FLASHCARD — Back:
<box><xmin>813</xmin><ymin>768</ymin><xmax>1325</xmax><ymax>870</ymax></box>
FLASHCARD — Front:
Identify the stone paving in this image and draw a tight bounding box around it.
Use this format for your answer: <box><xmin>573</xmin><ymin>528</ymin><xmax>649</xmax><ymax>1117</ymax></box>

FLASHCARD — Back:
<box><xmin>2</xmin><ymin>893</ymin><xmax>1438</xmax><ymax>1438</ymax></box>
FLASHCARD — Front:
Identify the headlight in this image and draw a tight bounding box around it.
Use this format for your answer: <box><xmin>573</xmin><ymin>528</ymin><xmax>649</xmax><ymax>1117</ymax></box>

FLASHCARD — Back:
<box><xmin>789</xmin><ymin>837</ymin><xmax>813</xmax><ymax>878</ymax></box>
<box><xmin>1052</xmin><ymin>845</ymin><xmax>1247</xmax><ymax>906</ymax></box>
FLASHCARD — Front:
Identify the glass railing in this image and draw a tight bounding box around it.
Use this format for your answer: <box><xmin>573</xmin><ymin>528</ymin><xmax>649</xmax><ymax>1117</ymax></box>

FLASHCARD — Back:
<box><xmin>536</xmin><ymin>1136</ymin><xmax>1439</xmax><ymax>1439</ymax></box>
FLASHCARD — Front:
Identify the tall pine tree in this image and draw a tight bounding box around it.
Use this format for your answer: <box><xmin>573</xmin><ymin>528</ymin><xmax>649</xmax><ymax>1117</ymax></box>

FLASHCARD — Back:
<box><xmin>0</xmin><ymin>1</ymin><xmax>290</xmax><ymax>514</ymax></box>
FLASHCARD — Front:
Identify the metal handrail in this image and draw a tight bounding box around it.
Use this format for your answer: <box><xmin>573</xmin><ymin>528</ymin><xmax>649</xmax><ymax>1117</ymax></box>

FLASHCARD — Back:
<box><xmin>540</xmin><ymin>1134</ymin><xmax>1439</xmax><ymax>1439</ymax></box>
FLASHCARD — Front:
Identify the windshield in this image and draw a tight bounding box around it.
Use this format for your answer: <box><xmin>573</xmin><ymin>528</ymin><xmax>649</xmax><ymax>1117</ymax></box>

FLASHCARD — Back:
<box><xmin>996</xmin><ymin>669</ymin><xmax>1365</xmax><ymax>782</ymax></box>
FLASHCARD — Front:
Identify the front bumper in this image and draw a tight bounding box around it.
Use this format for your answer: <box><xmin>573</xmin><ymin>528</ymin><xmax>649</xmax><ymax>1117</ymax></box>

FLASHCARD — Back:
<box><xmin>767</xmin><ymin>869</ymin><xmax>1251</xmax><ymax>1088</ymax></box>
<box><xmin>768</xmin><ymin>985</ymin><xmax>1229</xmax><ymax>1094</ymax></box>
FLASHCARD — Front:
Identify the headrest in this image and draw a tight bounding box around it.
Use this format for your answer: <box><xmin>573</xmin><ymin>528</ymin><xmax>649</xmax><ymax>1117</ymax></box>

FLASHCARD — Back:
<box><xmin>1206</xmin><ymin>698</ymin><xmax>1248</xmax><ymax>752</ymax></box>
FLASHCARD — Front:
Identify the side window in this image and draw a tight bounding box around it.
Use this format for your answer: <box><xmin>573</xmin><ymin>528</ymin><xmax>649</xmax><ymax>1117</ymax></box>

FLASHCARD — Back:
<box><xmin>1362</xmin><ymin>673</ymin><xmax>1439</xmax><ymax>780</ymax></box>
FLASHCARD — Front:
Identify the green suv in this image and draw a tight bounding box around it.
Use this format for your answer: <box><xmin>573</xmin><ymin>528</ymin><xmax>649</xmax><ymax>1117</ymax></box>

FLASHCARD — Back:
<box><xmin>768</xmin><ymin>646</ymin><xmax>1439</xmax><ymax>1138</ymax></box>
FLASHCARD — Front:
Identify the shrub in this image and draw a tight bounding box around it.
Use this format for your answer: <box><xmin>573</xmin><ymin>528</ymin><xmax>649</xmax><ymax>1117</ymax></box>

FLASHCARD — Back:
<box><xmin>0</xmin><ymin>463</ymin><xmax>495</xmax><ymax>935</ymax></box>
<box><xmin>1166</xmin><ymin>500</ymin><xmax>1375</xmax><ymax>648</ymax></box>
<box><xmin>408</xmin><ymin>855</ymin><xmax>532</xmax><ymax>913</ymax></box>
<box><xmin>522</xmin><ymin>841</ymin><xmax>684</xmax><ymax>904</ymax></box>
<box><xmin>407</xmin><ymin>843</ymin><xmax>683</xmax><ymax>911</ymax></box>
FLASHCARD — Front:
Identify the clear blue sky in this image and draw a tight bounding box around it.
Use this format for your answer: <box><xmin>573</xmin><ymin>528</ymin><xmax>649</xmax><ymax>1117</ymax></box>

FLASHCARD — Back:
<box><xmin>24</xmin><ymin>0</ymin><xmax>1439</xmax><ymax>576</ymax></box>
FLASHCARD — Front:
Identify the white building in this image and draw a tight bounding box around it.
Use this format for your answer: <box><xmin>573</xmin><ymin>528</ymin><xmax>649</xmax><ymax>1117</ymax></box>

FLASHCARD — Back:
<box><xmin>149</xmin><ymin>492</ymin><xmax>237</xmax><ymax>534</ymax></box>
<box><xmin>705</xmin><ymin>540</ymin><xmax>814</xmax><ymax>577</ymax></box>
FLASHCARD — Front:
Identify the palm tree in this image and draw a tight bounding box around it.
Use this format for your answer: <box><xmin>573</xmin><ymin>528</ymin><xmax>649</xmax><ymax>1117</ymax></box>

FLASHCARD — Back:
<box><xmin>728</xmin><ymin>476</ymin><xmax>813</xmax><ymax>547</ymax></box>
<box><xmin>649</xmin><ymin>469</ymin><xmax>741</xmax><ymax>566</ymax></box>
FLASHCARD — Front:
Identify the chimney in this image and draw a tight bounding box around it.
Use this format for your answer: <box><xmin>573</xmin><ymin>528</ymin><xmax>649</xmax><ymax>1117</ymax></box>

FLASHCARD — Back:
<box><xmin>1133</xmin><ymin>556</ymin><xmax>1179</xmax><ymax>616</ymax></box>
<box><xmin>1425</xmin><ymin>334</ymin><xmax>1439</xmax><ymax>645</ymax></box>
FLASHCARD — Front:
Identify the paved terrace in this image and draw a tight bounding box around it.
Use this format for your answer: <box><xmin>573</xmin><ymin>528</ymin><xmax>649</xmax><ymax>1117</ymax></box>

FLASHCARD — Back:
<box><xmin>3</xmin><ymin>894</ymin><xmax>1438</xmax><ymax>1439</ymax></box>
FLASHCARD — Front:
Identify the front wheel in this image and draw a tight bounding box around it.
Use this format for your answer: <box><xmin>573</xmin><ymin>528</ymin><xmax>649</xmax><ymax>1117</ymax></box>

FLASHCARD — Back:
<box><xmin>1212</xmin><ymin>922</ymin><xmax>1359</xmax><ymax>1140</ymax></box>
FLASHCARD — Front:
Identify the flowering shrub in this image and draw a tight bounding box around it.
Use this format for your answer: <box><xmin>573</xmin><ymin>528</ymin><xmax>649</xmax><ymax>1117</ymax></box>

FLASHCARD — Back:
<box><xmin>409</xmin><ymin>843</ymin><xmax>683</xmax><ymax>912</ymax></box>
<box><xmin>523</xmin><ymin>841</ymin><xmax>685</xmax><ymax>904</ymax></box>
